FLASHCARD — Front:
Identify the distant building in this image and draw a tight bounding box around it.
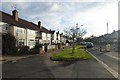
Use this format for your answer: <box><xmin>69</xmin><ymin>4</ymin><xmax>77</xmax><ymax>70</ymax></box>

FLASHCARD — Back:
<box><xmin>49</xmin><ymin>29</ymin><xmax>55</xmax><ymax>44</ymax></box>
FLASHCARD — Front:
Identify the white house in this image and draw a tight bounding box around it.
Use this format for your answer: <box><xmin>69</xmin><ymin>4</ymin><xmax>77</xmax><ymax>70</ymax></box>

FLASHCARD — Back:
<box><xmin>0</xmin><ymin>10</ymin><xmax>40</xmax><ymax>48</ymax></box>
<box><xmin>1</xmin><ymin>10</ymin><xmax>66</xmax><ymax>50</ymax></box>
<box><xmin>35</xmin><ymin>21</ymin><xmax>51</xmax><ymax>45</ymax></box>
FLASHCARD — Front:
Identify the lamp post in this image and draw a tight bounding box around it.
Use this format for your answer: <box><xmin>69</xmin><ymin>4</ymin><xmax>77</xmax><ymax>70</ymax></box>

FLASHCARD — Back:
<box><xmin>107</xmin><ymin>23</ymin><xmax>108</xmax><ymax>34</ymax></box>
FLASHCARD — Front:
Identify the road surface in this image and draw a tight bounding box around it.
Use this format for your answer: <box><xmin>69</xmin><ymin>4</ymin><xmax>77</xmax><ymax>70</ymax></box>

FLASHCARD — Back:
<box><xmin>87</xmin><ymin>47</ymin><xmax>119</xmax><ymax>79</ymax></box>
<box><xmin>2</xmin><ymin>52</ymin><xmax>117</xmax><ymax>79</ymax></box>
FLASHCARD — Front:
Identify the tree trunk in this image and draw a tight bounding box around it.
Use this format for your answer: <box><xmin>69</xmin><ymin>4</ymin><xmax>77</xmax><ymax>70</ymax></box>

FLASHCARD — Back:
<box><xmin>72</xmin><ymin>43</ymin><xmax>75</xmax><ymax>54</ymax></box>
<box><xmin>72</xmin><ymin>34</ymin><xmax>75</xmax><ymax>54</ymax></box>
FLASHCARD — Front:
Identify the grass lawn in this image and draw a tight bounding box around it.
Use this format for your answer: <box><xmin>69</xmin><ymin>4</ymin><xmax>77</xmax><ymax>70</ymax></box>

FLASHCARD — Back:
<box><xmin>50</xmin><ymin>45</ymin><xmax>92</xmax><ymax>61</ymax></box>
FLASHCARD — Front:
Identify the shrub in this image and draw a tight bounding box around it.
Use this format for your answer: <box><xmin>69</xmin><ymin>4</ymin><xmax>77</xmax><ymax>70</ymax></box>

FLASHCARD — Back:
<box><xmin>35</xmin><ymin>44</ymin><xmax>43</xmax><ymax>48</ymax></box>
<box><xmin>29</xmin><ymin>44</ymin><xmax>43</xmax><ymax>54</ymax></box>
<box><xmin>2</xmin><ymin>33</ymin><xmax>17</xmax><ymax>55</ymax></box>
<box><xmin>29</xmin><ymin>48</ymin><xmax>39</xmax><ymax>54</ymax></box>
<box><xmin>17</xmin><ymin>46</ymin><xmax>29</xmax><ymax>54</ymax></box>
<box><xmin>58</xmin><ymin>44</ymin><xmax>61</xmax><ymax>49</ymax></box>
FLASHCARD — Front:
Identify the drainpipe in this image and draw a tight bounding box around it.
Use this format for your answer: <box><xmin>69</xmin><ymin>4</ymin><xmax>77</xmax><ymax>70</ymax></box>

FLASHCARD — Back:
<box><xmin>26</xmin><ymin>28</ymin><xmax>27</xmax><ymax>46</ymax></box>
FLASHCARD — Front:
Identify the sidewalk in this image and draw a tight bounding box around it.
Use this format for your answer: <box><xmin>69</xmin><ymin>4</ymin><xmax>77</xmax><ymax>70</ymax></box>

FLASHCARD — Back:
<box><xmin>0</xmin><ymin>47</ymin><xmax>68</xmax><ymax>63</ymax></box>
<box><xmin>0</xmin><ymin>54</ymin><xmax>38</xmax><ymax>63</ymax></box>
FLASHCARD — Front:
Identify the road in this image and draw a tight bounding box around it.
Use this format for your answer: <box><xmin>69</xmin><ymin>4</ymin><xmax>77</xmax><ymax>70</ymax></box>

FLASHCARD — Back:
<box><xmin>2</xmin><ymin>55</ymin><xmax>54</xmax><ymax>78</ymax></box>
<box><xmin>2</xmin><ymin>51</ymin><xmax>117</xmax><ymax>79</ymax></box>
<box><xmin>0</xmin><ymin>35</ymin><xmax>2</xmax><ymax>79</ymax></box>
<box><xmin>0</xmin><ymin>35</ymin><xmax>2</xmax><ymax>55</ymax></box>
<box><xmin>87</xmin><ymin>46</ymin><xmax>119</xmax><ymax>79</ymax></box>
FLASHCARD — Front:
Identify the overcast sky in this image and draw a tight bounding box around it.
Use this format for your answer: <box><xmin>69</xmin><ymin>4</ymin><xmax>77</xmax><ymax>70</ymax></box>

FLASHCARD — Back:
<box><xmin>1</xmin><ymin>0</ymin><xmax>118</xmax><ymax>38</ymax></box>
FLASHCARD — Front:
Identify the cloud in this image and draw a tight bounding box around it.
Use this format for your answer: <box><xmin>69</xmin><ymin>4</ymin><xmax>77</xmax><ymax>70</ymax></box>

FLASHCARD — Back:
<box><xmin>1</xmin><ymin>0</ymin><xmax>119</xmax><ymax>2</ymax></box>
<box><xmin>50</xmin><ymin>3</ymin><xmax>60</xmax><ymax>12</ymax></box>
<box><xmin>1</xmin><ymin>2</ymin><xmax>118</xmax><ymax>37</ymax></box>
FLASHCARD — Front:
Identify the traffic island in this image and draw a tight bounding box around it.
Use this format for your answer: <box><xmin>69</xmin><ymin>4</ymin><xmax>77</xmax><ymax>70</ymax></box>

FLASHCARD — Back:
<box><xmin>50</xmin><ymin>45</ymin><xmax>92</xmax><ymax>62</ymax></box>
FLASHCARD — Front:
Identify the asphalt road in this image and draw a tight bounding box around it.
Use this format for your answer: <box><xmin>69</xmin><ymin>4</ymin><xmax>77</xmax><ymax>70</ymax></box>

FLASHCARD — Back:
<box><xmin>0</xmin><ymin>35</ymin><xmax>2</xmax><ymax>55</ymax></box>
<box><xmin>87</xmin><ymin>47</ymin><xmax>119</xmax><ymax>79</ymax></box>
<box><xmin>2</xmin><ymin>56</ymin><xmax>54</xmax><ymax>78</ymax></box>
<box><xmin>2</xmin><ymin>52</ymin><xmax>117</xmax><ymax>79</ymax></box>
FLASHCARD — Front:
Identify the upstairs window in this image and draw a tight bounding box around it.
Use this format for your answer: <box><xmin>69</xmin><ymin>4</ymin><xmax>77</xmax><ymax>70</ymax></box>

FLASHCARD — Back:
<box><xmin>16</xmin><ymin>28</ymin><xmax>25</xmax><ymax>34</ymax></box>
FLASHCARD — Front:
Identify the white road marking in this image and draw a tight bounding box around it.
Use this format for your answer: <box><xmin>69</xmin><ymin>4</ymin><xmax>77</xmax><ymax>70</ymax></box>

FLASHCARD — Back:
<box><xmin>105</xmin><ymin>53</ymin><xmax>119</xmax><ymax>61</ymax></box>
<box><xmin>87</xmin><ymin>50</ymin><xmax>119</xmax><ymax>79</ymax></box>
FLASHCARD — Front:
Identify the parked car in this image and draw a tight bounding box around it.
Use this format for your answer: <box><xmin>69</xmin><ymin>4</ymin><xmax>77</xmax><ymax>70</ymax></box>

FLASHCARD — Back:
<box><xmin>80</xmin><ymin>41</ymin><xmax>86</xmax><ymax>45</ymax></box>
<box><xmin>85</xmin><ymin>42</ymin><xmax>94</xmax><ymax>48</ymax></box>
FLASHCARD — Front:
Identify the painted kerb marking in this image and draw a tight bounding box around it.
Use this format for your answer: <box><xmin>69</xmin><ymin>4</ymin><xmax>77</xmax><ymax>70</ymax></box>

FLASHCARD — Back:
<box><xmin>86</xmin><ymin>50</ymin><xmax>119</xmax><ymax>79</ymax></box>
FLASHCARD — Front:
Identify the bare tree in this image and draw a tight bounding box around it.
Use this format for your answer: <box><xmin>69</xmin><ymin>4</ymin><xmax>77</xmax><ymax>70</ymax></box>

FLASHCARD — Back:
<box><xmin>79</xmin><ymin>29</ymin><xmax>87</xmax><ymax>38</ymax></box>
<box><xmin>64</xmin><ymin>27</ymin><xmax>70</xmax><ymax>37</ymax></box>
<box><xmin>64</xmin><ymin>24</ymin><xmax>87</xmax><ymax>54</ymax></box>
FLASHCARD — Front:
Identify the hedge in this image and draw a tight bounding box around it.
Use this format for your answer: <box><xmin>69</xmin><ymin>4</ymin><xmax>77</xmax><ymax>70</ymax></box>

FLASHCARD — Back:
<box><xmin>2</xmin><ymin>33</ymin><xmax>17</xmax><ymax>55</ymax></box>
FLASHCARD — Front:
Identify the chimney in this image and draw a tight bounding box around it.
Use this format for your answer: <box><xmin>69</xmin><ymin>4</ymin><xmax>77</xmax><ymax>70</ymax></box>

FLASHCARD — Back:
<box><xmin>12</xmin><ymin>10</ymin><xmax>18</xmax><ymax>21</ymax></box>
<box><xmin>38</xmin><ymin>21</ymin><xmax>41</xmax><ymax>28</ymax></box>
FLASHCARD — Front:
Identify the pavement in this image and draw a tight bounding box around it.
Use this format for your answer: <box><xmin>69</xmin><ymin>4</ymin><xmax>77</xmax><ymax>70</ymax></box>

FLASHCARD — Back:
<box><xmin>1</xmin><ymin>47</ymin><xmax>118</xmax><ymax>79</ymax></box>
<box><xmin>0</xmin><ymin>54</ymin><xmax>38</xmax><ymax>63</ymax></box>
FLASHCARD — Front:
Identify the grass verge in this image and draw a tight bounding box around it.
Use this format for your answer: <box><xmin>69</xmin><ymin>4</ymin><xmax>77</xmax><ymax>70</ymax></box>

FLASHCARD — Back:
<box><xmin>50</xmin><ymin>45</ymin><xmax>92</xmax><ymax>61</ymax></box>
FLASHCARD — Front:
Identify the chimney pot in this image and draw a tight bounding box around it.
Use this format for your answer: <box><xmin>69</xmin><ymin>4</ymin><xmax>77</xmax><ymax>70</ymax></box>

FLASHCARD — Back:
<box><xmin>12</xmin><ymin>10</ymin><xmax>18</xmax><ymax>21</ymax></box>
<box><xmin>38</xmin><ymin>21</ymin><xmax>41</xmax><ymax>28</ymax></box>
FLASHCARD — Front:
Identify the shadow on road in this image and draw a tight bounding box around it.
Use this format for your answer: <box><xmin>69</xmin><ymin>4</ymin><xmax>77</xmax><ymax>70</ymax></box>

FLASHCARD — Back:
<box><xmin>54</xmin><ymin>61</ymin><xmax>77</xmax><ymax>68</ymax></box>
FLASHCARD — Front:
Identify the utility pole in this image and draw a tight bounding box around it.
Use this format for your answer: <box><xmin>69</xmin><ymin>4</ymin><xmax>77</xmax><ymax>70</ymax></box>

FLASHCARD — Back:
<box><xmin>107</xmin><ymin>23</ymin><xmax>108</xmax><ymax>34</ymax></box>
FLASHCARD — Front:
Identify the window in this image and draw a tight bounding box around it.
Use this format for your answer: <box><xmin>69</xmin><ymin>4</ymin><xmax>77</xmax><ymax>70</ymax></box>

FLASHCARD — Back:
<box><xmin>29</xmin><ymin>40</ymin><xmax>35</xmax><ymax>46</ymax></box>
<box><xmin>6</xmin><ymin>26</ymin><xmax>8</xmax><ymax>30</ymax></box>
<box><xmin>2</xmin><ymin>24</ymin><xmax>7</xmax><ymax>31</ymax></box>
<box><xmin>28</xmin><ymin>29</ymin><xmax>35</xmax><ymax>35</ymax></box>
<box><xmin>0</xmin><ymin>27</ymin><xmax>2</xmax><ymax>33</ymax></box>
<box><xmin>18</xmin><ymin>39</ymin><xmax>25</xmax><ymax>46</ymax></box>
<box><xmin>51</xmin><ymin>34</ymin><xmax>54</xmax><ymax>40</ymax></box>
<box><xmin>16</xmin><ymin>28</ymin><xmax>25</xmax><ymax>34</ymax></box>
<box><xmin>35</xmin><ymin>40</ymin><xmax>39</xmax><ymax>45</ymax></box>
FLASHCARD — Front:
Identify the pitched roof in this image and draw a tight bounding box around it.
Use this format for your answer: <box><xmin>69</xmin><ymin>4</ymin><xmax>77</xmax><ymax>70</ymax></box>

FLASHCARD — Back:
<box><xmin>41</xmin><ymin>26</ymin><xmax>50</xmax><ymax>33</ymax></box>
<box><xmin>49</xmin><ymin>29</ymin><xmax>55</xmax><ymax>34</ymax></box>
<box><xmin>30</xmin><ymin>22</ymin><xmax>50</xmax><ymax>33</ymax></box>
<box><xmin>0</xmin><ymin>11</ymin><xmax>50</xmax><ymax>33</ymax></box>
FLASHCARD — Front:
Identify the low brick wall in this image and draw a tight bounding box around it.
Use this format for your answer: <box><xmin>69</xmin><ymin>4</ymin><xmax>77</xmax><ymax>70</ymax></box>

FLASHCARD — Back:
<box><xmin>39</xmin><ymin>48</ymin><xmax>45</xmax><ymax>55</ymax></box>
<box><xmin>39</xmin><ymin>44</ymin><xmax>67</xmax><ymax>54</ymax></box>
<box><xmin>47</xmin><ymin>45</ymin><xmax>56</xmax><ymax>52</ymax></box>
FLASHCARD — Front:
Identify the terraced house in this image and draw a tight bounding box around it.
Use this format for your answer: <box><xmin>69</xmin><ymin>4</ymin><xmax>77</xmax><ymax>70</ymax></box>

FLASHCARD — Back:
<box><xmin>0</xmin><ymin>10</ymin><xmax>51</xmax><ymax>49</ymax></box>
<box><xmin>35</xmin><ymin>21</ymin><xmax>51</xmax><ymax>45</ymax></box>
<box><xmin>0</xmin><ymin>10</ymin><xmax>70</xmax><ymax>53</ymax></box>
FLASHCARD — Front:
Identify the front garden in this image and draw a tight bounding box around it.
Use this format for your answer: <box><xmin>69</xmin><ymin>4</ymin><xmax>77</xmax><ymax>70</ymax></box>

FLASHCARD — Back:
<box><xmin>50</xmin><ymin>45</ymin><xmax>92</xmax><ymax>61</ymax></box>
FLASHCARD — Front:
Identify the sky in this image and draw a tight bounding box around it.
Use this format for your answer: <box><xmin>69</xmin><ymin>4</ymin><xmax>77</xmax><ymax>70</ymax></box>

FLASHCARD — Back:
<box><xmin>0</xmin><ymin>0</ymin><xmax>118</xmax><ymax>38</ymax></box>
